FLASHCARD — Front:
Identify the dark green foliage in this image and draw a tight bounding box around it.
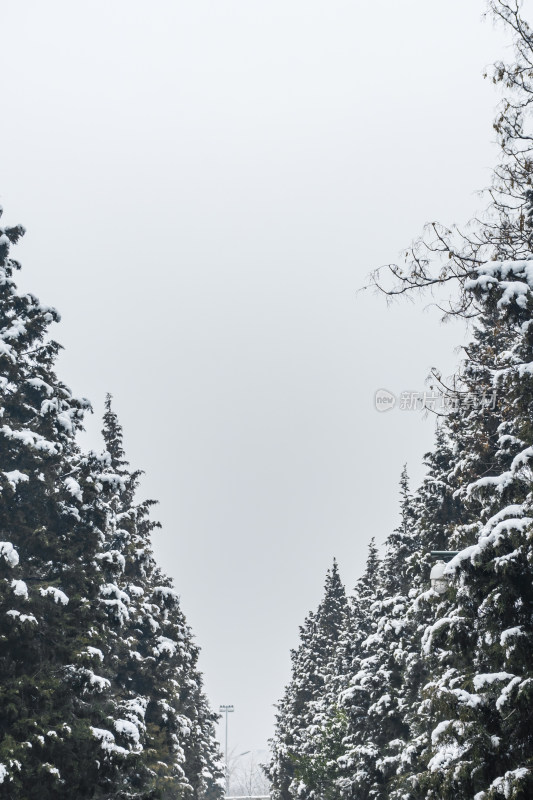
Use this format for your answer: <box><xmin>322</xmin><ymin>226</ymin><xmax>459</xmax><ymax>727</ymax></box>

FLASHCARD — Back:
<box><xmin>97</xmin><ymin>396</ymin><xmax>224</xmax><ymax>800</ymax></box>
<box><xmin>270</xmin><ymin>6</ymin><xmax>533</xmax><ymax>799</ymax></box>
<box><xmin>0</xmin><ymin>216</ymin><xmax>223</xmax><ymax>799</ymax></box>
<box><xmin>0</xmin><ymin>213</ymin><xmax>127</xmax><ymax>798</ymax></box>
<box><xmin>267</xmin><ymin>561</ymin><xmax>348</xmax><ymax>800</ymax></box>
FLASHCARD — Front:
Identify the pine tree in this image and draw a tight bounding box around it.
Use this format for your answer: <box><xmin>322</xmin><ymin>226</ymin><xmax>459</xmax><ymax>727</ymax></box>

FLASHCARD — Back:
<box><xmin>268</xmin><ymin>610</ymin><xmax>320</xmax><ymax>800</ymax></box>
<box><xmin>268</xmin><ymin>562</ymin><xmax>348</xmax><ymax>800</ymax></box>
<box><xmin>0</xmin><ymin>212</ymin><xmax>136</xmax><ymax>798</ymax></box>
<box><xmin>388</xmin><ymin>431</ymin><xmax>460</xmax><ymax>800</ymax></box>
<box><xmin>362</xmin><ymin>4</ymin><xmax>533</xmax><ymax>798</ymax></box>
<box><xmin>382</xmin><ymin>466</ymin><xmax>417</xmax><ymax>595</ymax></box>
<box><xmin>335</xmin><ymin>474</ymin><xmax>420</xmax><ymax>800</ymax></box>
<box><xmin>335</xmin><ymin>539</ymin><xmax>384</xmax><ymax>799</ymax></box>
<box><xmin>412</xmin><ymin>249</ymin><xmax>533</xmax><ymax>800</ymax></box>
<box><xmin>0</xmin><ymin>212</ymin><xmax>223</xmax><ymax>800</ymax></box>
<box><xmin>270</xmin><ymin>5</ymin><xmax>533</xmax><ymax>800</ymax></box>
<box><xmin>98</xmin><ymin>396</ymin><xmax>224</xmax><ymax>800</ymax></box>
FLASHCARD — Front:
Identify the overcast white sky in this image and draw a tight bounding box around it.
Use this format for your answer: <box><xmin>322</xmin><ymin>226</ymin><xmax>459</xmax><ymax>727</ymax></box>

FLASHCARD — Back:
<box><xmin>1</xmin><ymin>0</ymin><xmax>506</xmax><ymax>761</ymax></box>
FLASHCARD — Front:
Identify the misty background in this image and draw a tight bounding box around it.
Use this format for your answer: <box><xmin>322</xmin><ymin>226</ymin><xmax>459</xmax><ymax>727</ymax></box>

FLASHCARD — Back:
<box><xmin>1</xmin><ymin>0</ymin><xmax>505</xmax><ymax>769</ymax></box>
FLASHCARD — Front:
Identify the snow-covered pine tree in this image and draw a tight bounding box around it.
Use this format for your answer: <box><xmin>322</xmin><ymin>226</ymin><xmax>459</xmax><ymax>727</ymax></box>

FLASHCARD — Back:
<box><xmin>407</xmin><ymin>426</ymin><xmax>460</xmax><ymax>585</ymax></box>
<box><xmin>267</xmin><ymin>561</ymin><xmax>348</xmax><ymax>800</ymax></box>
<box><xmin>178</xmin><ymin>669</ymin><xmax>225</xmax><ymax>800</ymax></box>
<box><xmin>388</xmin><ymin>430</ymin><xmax>462</xmax><ymax>800</ymax></box>
<box><xmin>297</xmin><ymin>561</ymin><xmax>350</xmax><ymax>800</ymax></box>
<box><xmin>268</xmin><ymin>609</ymin><xmax>319</xmax><ymax>800</ymax></box>
<box><xmin>0</xmin><ymin>212</ymin><xmax>138</xmax><ymax>798</ymax></box>
<box><xmin>413</xmin><ymin>246</ymin><xmax>533</xmax><ymax>800</ymax></box>
<box><xmin>335</xmin><ymin>475</ymin><xmax>420</xmax><ymax>800</ymax></box>
<box><xmin>98</xmin><ymin>396</ymin><xmax>224</xmax><ymax>800</ymax></box>
<box><xmin>0</xmin><ymin>213</ymin><xmax>222</xmax><ymax>800</ymax></box>
<box><xmin>385</xmin><ymin>303</ymin><xmax>512</xmax><ymax>800</ymax></box>
<box><xmin>334</xmin><ymin>539</ymin><xmax>384</xmax><ymax>799</ymax></box>
<box><xmin>382</xmin><ymin>466</ymin><xmax>417</xmax><ymax>595</ymax></box>
<box><xmin>365</xmin><ymin>3</ymin><xmax>533</xmax><ymax>798</ymax></box>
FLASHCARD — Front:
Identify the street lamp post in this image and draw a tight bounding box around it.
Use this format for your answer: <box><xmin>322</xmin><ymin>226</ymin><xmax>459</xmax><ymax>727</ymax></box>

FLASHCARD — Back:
<box><xmin>219</xmin><ymin>704</ymin><xmax>234</xmax><ymax>794</ymax></box>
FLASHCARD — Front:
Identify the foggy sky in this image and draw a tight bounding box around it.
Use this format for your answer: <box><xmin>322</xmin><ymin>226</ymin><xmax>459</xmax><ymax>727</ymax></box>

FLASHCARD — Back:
<box><xmin>1</xmin><ymin>0</ymin><xmax>505</xmax><ymax>760</ymax></box>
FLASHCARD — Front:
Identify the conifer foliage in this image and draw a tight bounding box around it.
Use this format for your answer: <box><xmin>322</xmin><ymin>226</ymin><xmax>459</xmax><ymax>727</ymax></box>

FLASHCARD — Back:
<box><xmin>0</xmin><ymin>219</ymin><xmax>223</xmax><ymax>798</ymax></box>
<box><xmin>269</xmin><ymin>2</ymin><xmax>533</xmax><ymax>799</ymax></box>
<box><xmin>267</xmin><ymin>561</ymin><xmax>348</xmax><ymax>800</ymax></box>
